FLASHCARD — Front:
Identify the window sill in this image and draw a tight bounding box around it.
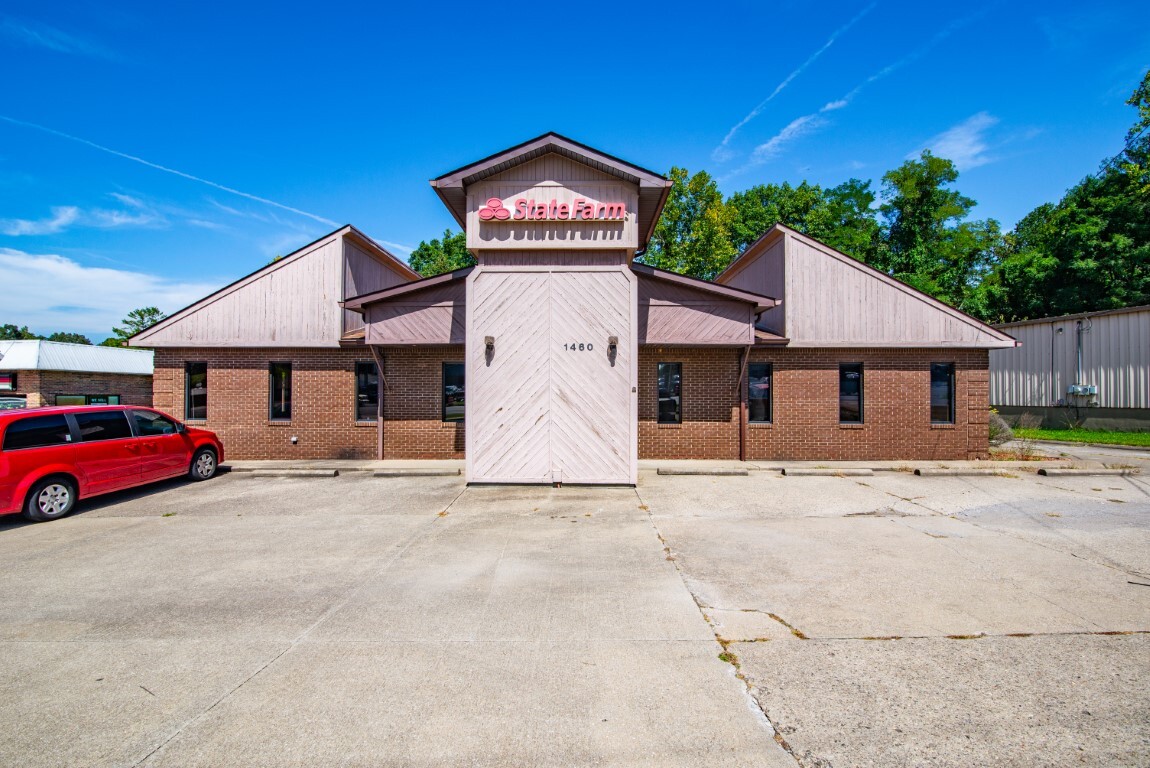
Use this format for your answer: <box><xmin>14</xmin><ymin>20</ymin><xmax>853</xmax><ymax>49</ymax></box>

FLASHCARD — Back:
<box><xmin>355</xmin><ymin>420</ymin><xmax>378</xmax><ymax>427</ymax></box>
<box><xmin>839</xmin><ymin>423</ymin><xmax>865</xmax><ymax>429</ymax></box>
<box><xmin>185</xmin><ymin>419</ymin><xmax>207</xmax><ymax>426</ymax></box>
<box><xmin>930</xmin><ymin>423</ymin><xmax>957</xmax><ymax>430</ymax></box>
<box><xmin>657</xmin><ymin>422</ymin><xmax>683</xmax><ymax>428</ymax></box>
<box><xmin>267</xmin><ymin>420</ymin><xmax>292</xmax><ymax>426</ymax></box>
<box><xmin>749</xmin><ymin>422</ymin><xmax>773</xmax><ymax>428</ymax></box>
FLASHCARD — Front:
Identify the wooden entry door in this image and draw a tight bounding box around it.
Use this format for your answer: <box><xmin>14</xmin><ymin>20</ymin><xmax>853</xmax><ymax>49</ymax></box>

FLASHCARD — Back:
<box><xmin>548</xmin><ymin>271</ymin><xmax>633</xmax><ymax>484</ymax></box>
<box><xmin>466</xmin><ymin>268</ymin><xmax>635</xmax><ymax>484</ymax></box>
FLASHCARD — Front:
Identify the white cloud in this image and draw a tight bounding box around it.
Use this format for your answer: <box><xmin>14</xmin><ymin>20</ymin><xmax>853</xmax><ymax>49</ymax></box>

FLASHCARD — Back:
<box><xmin>909</xmin><ymin>112</ymin><xmax>1000</xmax><ymax>170</ymax></box>
<box><xmin>0</xmin><ymin>196</ymin><xmax>164</xmax><ymax>235</ymax></box>
<box><xmin>751</xmin><ymin>115</ymin><xmax>828</xmax><ymax>163</ymax></box>
<box><xmin>0</xmin><ymin>248</ymin><xmax>220</xmax><ymax>339</ymax></box>
<box><xmin>0</xmin><ymin>206</ymin><xmax>79</xmax><ymax>235</ymax></box>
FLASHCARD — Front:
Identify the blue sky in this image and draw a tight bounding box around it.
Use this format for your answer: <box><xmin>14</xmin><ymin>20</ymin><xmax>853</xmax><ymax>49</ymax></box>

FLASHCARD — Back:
<box><xmin>1</xmin><ymin>0</ymin><xmax>1148</xmax><ymax>340</ymax></box>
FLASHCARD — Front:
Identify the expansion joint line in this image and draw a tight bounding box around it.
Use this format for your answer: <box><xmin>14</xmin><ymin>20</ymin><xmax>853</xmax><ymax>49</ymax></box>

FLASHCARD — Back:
<box><xmin>632</xmin><ymin>487</ymin><xmax>806</xmax><ymax>768</ymax></box>
<box><xmin>131</xmin><ymin>484</ymin><xmax>470</xmax><ymax>766</ymax></box>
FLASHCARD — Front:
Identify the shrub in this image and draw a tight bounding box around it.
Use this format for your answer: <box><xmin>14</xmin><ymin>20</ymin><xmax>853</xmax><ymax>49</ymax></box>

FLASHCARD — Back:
<box><xmin>988</xmin><ymin>410</ymin><xmax>1014</xmax><ymax>446</ymax></box>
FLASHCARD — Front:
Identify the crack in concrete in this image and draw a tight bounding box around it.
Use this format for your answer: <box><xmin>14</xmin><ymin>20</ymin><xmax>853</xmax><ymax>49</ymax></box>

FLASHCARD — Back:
<box><xmin>633</xmin><ymin>487</ymin><xmax>808</xmax><ymax>767</ymax></box>
<box><xmin>131</xmin><ymin>484</ymin><xmax>470</xmax><ymax>767</ymax></box>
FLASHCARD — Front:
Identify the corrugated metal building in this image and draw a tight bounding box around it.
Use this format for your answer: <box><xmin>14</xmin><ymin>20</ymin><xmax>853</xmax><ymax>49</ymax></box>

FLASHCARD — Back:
<box><xmin>0</xmin><ymin>340</ymin><xmax>154</xmax><ymax>409</ymax></box>
<box><xmin>990</xmin><ymin>305</ymin><xmax>1150</xmax><ymax>429</ymax></box>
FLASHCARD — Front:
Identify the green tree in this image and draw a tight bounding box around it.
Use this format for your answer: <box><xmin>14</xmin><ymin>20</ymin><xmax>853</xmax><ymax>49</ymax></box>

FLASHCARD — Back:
<box><xmin>878</xmin><ymin>152</ymin><xmax>1000</xmax><ymax>313</ymax></box>
<box><xmin>727</xmin><ymin>179</ymin><xmax>883</xmax><ymax>263</ymax></box>
<box><xmin>0</xmin><ymin>324</ymin><xmax>40</xmax><ymax>340</ymax></box>
<box><xmin>104</xmin><ymin>307</ymin><xmax>167</xmax><ymax>346</ymax></box>
<box><xmin>46</xmin><ymin>332</ymin><xmax>92</xmax><ymax>345</ymax></box>
<box><xmin>979</xmin><ymin>70</ymin><xmax>1150</xmax><ymax>321</ymax></box>
<box><xmin>408</xmin><ymin>229</ymin><xmax>474</xmax><ymax>277</ymax></box>
<box><xmin>641</xmin><ymin>167</ymin><xmax>736</xmax><ymax>280</ymax></box>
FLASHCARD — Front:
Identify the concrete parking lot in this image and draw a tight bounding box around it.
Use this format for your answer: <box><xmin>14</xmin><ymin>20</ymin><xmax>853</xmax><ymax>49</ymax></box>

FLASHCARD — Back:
<box><xmin>1</xmin><ymin>465</ymin><xmax>1147</xmax><ymax>767</ymax></box>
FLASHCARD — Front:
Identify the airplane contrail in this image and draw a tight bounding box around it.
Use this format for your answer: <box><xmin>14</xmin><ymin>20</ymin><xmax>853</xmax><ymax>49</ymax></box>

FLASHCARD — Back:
<box><xmin>0</xmin><ymin>114</ymin><xmax>341</xmax><ymax>228</ymax></box>
<box><xmin>712</xmin><ymin>2</ymin><xmax>877</xmax><ymax>162</ymax></box>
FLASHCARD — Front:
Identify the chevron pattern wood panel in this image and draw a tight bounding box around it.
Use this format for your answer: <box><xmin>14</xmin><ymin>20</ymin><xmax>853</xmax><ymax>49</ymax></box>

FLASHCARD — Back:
<box><xmin>549</xmin><ymin>271</ymin><xmax>632</xmax><ymax>483</ymax></box>
<box><xmin>468</xmin><ymin>272</ymin><xmax>552</xmax><ymax>483</ymax></box>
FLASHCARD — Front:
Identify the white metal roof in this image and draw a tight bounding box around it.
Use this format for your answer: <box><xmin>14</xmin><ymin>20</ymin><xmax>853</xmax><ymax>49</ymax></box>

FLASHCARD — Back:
<box><xmin>0</xmin><ymin>340</ymin><xmax>153</xmax><ymax>375</ymax></box>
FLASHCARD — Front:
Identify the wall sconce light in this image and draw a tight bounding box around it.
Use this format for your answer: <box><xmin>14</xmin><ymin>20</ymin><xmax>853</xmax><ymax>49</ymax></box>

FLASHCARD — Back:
<box><xmin>608</xmin><ymin>335</ymin><xmax>618</xmax><ymax>354</ymax></box>
<box><xmin>485</xmin><ymin>335</ymin><xmax>495</xmax><ymax>352</ymax></box>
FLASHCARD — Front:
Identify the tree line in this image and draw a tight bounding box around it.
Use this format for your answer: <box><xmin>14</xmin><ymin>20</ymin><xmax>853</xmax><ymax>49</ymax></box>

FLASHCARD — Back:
<box><xmin>0</xmin><ymin>307</ymin><xmax>167</xmax><ymax>347</ymax></box>
<box><xmin>409</xmin><ymin>71</ymin><xmax>1149</xmax><ymax>323</ymax></box>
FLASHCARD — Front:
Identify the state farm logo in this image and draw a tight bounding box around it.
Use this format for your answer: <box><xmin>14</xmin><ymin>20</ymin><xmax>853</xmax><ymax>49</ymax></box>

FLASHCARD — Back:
<box><xmin>478</xmin><ymin>197</ymin><xmax>511</xmax><ymax>221</ymax></box>
<box><xmin>476</xmin><ymin>196</ymin><xmax>627</xmax><ymax>222</ymax></box>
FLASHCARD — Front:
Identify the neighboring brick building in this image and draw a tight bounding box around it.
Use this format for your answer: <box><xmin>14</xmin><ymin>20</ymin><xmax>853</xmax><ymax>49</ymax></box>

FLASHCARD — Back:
<box><xmin>0</xmin><ymin>340</ymin><xmax>153</xmax><ymax>410</ymax></box>
<box><xmin>132</xmin><ymin>133</ymin><xmax>1015</xmax><ymax>479</ymax></box>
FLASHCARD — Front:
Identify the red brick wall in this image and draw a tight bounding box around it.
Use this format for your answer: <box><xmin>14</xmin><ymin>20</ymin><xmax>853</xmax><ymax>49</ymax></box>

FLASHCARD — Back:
<box><xmin>638</xmin><ymin>347</ymin><xmax>990</xmax><ymax>461</ymax></box>
<box><xmin>151</xmin><ymin>347</ymin><xmax>464</xmax><ymax>460</ymax></box>
<box><xmin>14</xmin><ymin>370</ymin><xmax>152</xmax><ymax>408</ymax></box>
<box><xmin>152</xmin><ymin>345</ymin><xmax>988</xmax><ymax>462</ymax></box>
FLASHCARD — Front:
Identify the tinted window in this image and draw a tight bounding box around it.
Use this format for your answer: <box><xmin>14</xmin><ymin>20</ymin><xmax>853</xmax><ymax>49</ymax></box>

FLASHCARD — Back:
<box><xmin>443</xmin><ymin>363</ymin><xmax>465</xmax><ymax>422</ymax></box>
<box><xmin>839</xmin><ymin>363</ymin><xmax>863</xmax><ymax>423</ymax></box>
<box><xmin>3</xmin><ymin>414</ymin><xmax>72</xmax><ymax>451</ymax></box>
<box><xmin>186</xmin><ymin>362</ymin><xmax>207</xmax><ymax>420</ymax></box>
<box><xmin>55</xmin><ymin>394</ymin><xmax>120</xmax><ymax>405</ymax></box>
<box><xmin>133</xmin><ymin>410</ymin><xmax>178</xmax><ymax>436</ymax></box>
<box><xmin>269</xmin><ymin>362</ymin><xmax>292</xmax><ymax>420</ymax></box>
<box><xmin>749</xmin><ymin>363</ymin><xmax>772</xmax><ymax>423</ymax></box>
<box><xmin>356</xmin><ymin>362</ymin><xmax>379</xmax><ymax>421</ymax></box>
<box><xmin>658</xmin><ymin>363</ymin><xmax>682</xmax><ymax>424</ymax></box>
<box><xmin>931</xmin><ymin>363</ymin><xmax>956</xmax><ymax>423</ymax></box>
<box><xmin>75</xmin><ymin>411</ymin><xmax>134</xmax><ymax>442</ymax></box>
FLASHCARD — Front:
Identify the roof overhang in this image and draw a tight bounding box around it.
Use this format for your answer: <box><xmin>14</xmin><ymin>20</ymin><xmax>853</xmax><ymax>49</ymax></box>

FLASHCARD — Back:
<box><xmin>343</xmin><ymin>266</ymin><xmax>474</xmax><ymax>313</ymax></box>
<box><xmin>631</xmin><ymin>262</ymin><xmax>779</xmax><ymax>314</ymax></box>
<box><xmin>430</xmin><ymin>132</ymin><xmax>673</xmax><ymax>251</ymax></box>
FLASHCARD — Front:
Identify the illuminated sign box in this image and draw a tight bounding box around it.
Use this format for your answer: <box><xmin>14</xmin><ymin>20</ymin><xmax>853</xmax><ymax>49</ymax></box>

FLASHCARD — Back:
<box><xmin>0</xmin><ymin>373</ymin><xmax>15</xmax><ymax>391</ymax></box>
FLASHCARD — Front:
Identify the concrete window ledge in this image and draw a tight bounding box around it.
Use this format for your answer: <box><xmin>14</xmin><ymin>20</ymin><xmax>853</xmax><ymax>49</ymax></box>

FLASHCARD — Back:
<box><xmin>930</xmin><ymin>424</ymin><xmax>957</xmax><ymax>430</ymax></box>
<box><xmin>839</xmin><ymin>423</ymin><xmax>865</xmax><ymax>430</ymax></box>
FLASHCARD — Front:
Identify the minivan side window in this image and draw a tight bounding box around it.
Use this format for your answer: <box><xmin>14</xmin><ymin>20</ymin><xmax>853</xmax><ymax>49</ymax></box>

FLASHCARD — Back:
<box><xmin>132</xmin><ymin>410</ymin><xmax>178</xmax><ymax>436</ymax></box>
<box><xmin>2</xmin><ymin>414</ymin><xmax>72</xmax><ymax>451</ymax></box>
<box><xmin>74</xmin><ymin>411</ymin><xmax>135</xmax><ymax>442</ymax></box>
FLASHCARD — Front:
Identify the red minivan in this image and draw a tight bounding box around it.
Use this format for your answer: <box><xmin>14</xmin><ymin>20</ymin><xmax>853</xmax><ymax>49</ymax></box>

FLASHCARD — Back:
<box><xmin>0</xmin><ymin>406</ymin><xmax>224</xmax><ymax>522</ymax></box>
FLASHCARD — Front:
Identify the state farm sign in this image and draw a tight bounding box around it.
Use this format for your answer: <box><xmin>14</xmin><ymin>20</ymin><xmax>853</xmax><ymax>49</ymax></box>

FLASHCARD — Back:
<box><xmin>478</xmin><ymin>197</ymin><xmax>627</xmax><ymax>222</ymax></box>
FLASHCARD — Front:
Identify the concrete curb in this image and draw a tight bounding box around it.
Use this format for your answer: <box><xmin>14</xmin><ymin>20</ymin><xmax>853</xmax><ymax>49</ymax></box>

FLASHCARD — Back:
<box><xmin>1037</xmin><ymin>468</ymin><xmax>1141</xmax><ymax>477</ymax></box>
<box><xmin>782</xmin><ymin>468</ymin><xmax>874</xmax><ymax>477</ymax></box>
<box><xmin>914</xmin><ymin>468</ymin><xmax>1013</xmax><ymax>477</ymax></box>
<box><xmin>1026</xmin><ymin>439</ymin><xmax>1150</xmax><ymax>453</ymax></box>
<box><xmin>244</xmin><ymin>469</ymin><xmax>340</xmax><ymax>478</ymax></box>
<box><xmin>373</xmin><ymin>469</ymin><xmax>462</xmax><ymax>477</ymax></box>
<box><xmin>657</xmin><ymin>468</ymin><xmax>749</xmax><ymax>476</ymax></box>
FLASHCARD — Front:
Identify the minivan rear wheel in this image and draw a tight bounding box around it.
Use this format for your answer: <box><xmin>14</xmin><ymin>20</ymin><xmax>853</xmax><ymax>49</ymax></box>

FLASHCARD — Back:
<box><xmin>23</xmin><ymin>477</ymin><xmax>76</xmax><ymax>522</ymax></box>
<box><xmin>189</xmin><ymin>447</ymin><xmax>217</xmax><ymax>481</ymax></box>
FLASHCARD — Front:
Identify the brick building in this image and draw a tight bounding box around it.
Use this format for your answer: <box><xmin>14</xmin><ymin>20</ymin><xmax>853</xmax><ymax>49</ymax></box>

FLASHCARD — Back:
<box><xmin>132</xmin><ymin>133</ymin><xmax>1015</xmax><ymax>481</ymax></box>
<box><xmin>0</xmin><ymin>340</ymin><xmax>153</xmax><ymax>410</ymax></box>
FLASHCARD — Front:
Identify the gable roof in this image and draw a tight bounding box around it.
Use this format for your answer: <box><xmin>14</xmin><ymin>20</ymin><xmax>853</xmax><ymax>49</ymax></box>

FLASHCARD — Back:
<box><xmin>0</xmin><ymin>340</ymin><xmax>153</xmax><ymax>375</ymax></box>
<box><xmin>430</xmin><ymin>132</ymin><xmax>673</xmax><ymax>250</ymax></box>
<box><xmin>130</xmin><ymin>225</ymin><xmax>418</xmax><ymax>345</ymax></box>
<box><xmin>719</xmin><ymin>224</ymin><xmax>1017</xmax><ymax>348</ymax></box>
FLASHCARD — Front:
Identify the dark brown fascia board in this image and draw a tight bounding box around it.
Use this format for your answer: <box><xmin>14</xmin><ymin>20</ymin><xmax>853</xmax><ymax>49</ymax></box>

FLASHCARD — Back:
<box><xmin>431</xmin><ymin>184</ymin><xmax>468</xmax><ymax>230</ymax></box>
<box><xmin>344</xmin><ymin>226</ymin><xmax>421</xmax><ymax>280</ymax></box>
<box><xmin>430</xmin><ymin>132</ymin><xmax>669</xmax><ymax>189</ymax></box>
<box><xmin>630</xmin><ymin>262</ymin><xmax>780</xmax><ymax>313</ymax></box>
<box><xmin>715</xmin><ymin>225</ymin><xmax>786</xmax><ymax>283</ymax></box>
<box><xmin>342</xmin><ymin>266</ymin><xmax>474</xmax><ymax>312</ymax></box>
